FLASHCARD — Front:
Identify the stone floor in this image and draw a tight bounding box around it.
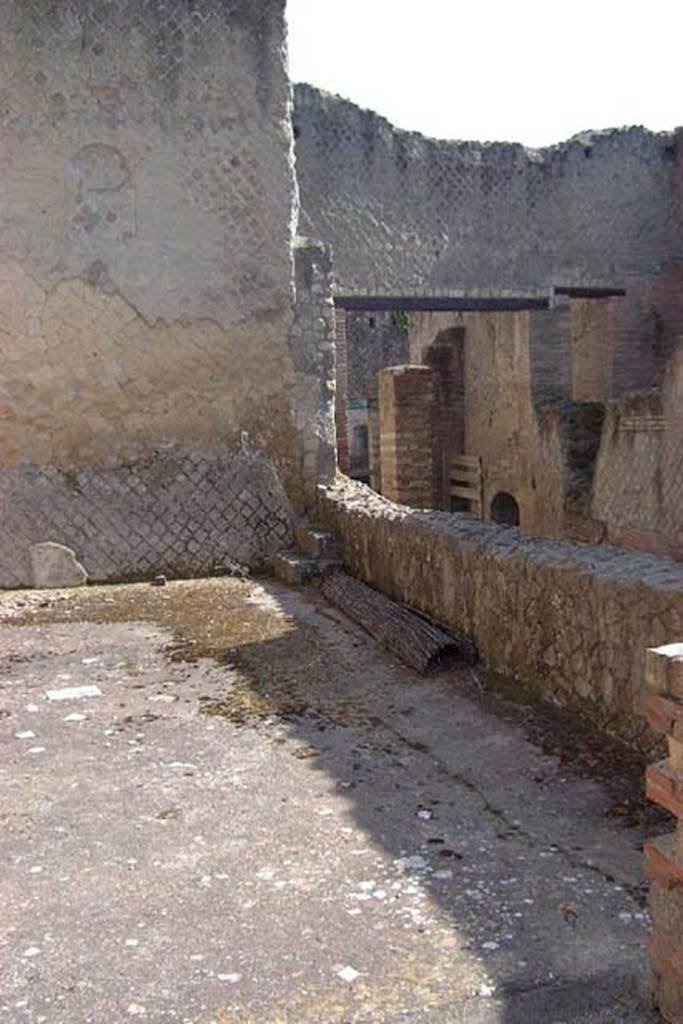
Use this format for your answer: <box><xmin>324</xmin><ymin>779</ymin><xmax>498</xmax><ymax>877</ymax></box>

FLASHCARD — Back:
<box><xmin>0</xmin><ymin>577</ymin><xmax>662</xmax><ymax>1024</ymax></box>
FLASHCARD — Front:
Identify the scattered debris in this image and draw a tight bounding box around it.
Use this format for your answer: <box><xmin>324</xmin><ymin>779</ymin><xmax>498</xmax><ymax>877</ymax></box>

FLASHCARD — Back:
<box><xmin>150</xmin><ymin>575</ymin><xmax>167</xmax><ymax>587</ymax></box>
<box><xmin>337</xmin><ymin>966</ymin><xmax>360</xmax><ymax>983</ymax></box>
<box><xmin>46</xmin><ymin>685</ymin><xmax>102</xmax><ymax>702</ymax></box>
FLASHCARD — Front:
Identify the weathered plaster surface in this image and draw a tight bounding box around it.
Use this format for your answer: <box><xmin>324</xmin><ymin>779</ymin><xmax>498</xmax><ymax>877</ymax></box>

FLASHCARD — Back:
<box><xmin>0</xmin><ymin>0</ymin><xmax>302</xmax><ymax>584</ymax></box>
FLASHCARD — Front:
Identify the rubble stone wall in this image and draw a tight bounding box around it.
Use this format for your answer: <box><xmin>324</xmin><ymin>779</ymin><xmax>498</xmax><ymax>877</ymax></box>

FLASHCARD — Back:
<box><xmin>0</xmin><ymin>0</ymin><xmax>301</xmax><ymax>584</ymax></box>
<box><xmin>319</xmin><ymin>479</ymin><xmax>683</xmax><ymax>744</ymax></box>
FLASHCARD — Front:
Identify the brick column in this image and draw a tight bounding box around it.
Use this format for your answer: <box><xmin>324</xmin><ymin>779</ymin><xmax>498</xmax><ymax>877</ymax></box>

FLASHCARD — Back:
<box><xmin>644</xmin><ymin>642</ymin><xmax>683</xmax><ymax>1024</ymax></box>
<box><xmin>378</xmin><ymin>365</ymin><xmax>436</xmax><ymax>508</ymax></box>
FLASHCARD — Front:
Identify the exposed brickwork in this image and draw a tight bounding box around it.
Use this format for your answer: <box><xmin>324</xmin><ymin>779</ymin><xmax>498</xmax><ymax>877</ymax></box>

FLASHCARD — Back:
<box><xmin>644</xmin><ymin>643</ymin><xmax>683</xmax><ymax>1023</ymax></box>
<box><xmin>378</xmin><ymin>367</ymin><xmax>436</xmax><ymax>509</ymax></box>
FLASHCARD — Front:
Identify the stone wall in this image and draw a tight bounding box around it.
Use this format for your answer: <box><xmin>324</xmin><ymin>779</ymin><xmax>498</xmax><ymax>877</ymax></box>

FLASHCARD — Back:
<box><xmin>0</xmin><ymin>0</ymin><xmax>301</xmax><ymax>585</ymax></box>
<box><xmin>345</xmin><ymin>311</ymin><xmax>409</xmax><ymax>403</ymax></box>
<box><xmin>591</xmin><ymin>345</ymin><xmax>683</xmax><ymax>560</ymax></box>
<box><xmin>294</xmin><ymin>84</ymin><xmax>682</xmax><ymax>394</ymax></box>
<box><xmin>319</xmin><ymin>480</ymin><xmax>683</xmax><ymax>745</ymax></box>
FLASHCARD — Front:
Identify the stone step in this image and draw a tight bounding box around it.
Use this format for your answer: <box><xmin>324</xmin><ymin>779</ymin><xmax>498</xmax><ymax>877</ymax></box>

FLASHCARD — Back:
<box><xmin>270</xmin><ymin>551</ymin><xmax>340</xmax><ymax>586</ymax></box>
<box><xmin>294</xmin><ymin>525</ymin><xmax>339</xmax><ymax>560</ymax></box>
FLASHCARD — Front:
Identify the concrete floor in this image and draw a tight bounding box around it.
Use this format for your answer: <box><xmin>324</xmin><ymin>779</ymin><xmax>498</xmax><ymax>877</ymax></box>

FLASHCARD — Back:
<box><xmin>0</xmin><ymin>577</ymin><xmax>661</xmax><ymax>1024</ymax></box>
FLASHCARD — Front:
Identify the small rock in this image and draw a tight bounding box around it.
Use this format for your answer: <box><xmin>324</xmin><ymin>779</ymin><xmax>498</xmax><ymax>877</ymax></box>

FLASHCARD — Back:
<box><xmin>15</xmin><ymin>731</ymin><xmax>35</xmax><ymax>739</ymax></box>
<box><xmin>46</xmin><ymin>685</ymin><xmax>102</xmax><ymax>702</ymax></box>
<box><xmin>30</xmin><ymin>542</ymin><xmax>87</xmax><ymax>589</ymax></box>
<box><xmin>63</xmin><ymin>713</ymin><xmax>87</xmax><ymax>723</ymax></box>
<box><xmin>338</xmin><ymin>966</ymin><xmax>360</xmax><ymax>983</ymax></box>
<box><xmin>150</xmin><ymin>575</ymin><xmax>167</xmax><ymax>587</ymax></box>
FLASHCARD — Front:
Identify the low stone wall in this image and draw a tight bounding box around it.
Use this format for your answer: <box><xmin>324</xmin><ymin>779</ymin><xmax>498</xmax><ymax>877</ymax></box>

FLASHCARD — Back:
<box><xmin>318</xmin><ymin>479</ymin><xmax>683</xmax><ymax>745</ymax></box>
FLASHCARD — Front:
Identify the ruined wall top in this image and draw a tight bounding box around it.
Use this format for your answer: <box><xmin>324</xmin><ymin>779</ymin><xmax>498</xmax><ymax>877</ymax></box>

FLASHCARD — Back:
<box><xmin>294</xmin><ymin>83</ymin><xmax>682</xmax><ymax>298</ymax></box>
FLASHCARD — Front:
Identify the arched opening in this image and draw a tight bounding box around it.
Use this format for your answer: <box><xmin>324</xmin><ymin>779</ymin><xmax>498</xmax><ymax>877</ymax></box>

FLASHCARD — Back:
<box><xmin>490</xmin><ymin>491</ymin><xmax>520</xmax><ymax>527</ymax></box>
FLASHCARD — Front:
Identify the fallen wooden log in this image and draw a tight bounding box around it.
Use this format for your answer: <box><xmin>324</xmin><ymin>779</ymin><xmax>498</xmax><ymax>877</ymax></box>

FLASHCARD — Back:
<box><xmin>321</xmin><ymin>569</ymin><xmax>476</xmax><ymax>673</ymax></box>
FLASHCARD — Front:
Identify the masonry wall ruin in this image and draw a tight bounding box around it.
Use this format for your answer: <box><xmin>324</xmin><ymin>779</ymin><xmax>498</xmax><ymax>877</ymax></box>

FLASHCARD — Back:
<box><xmin>294</xmin><ymin>85</ymin><xmax>682</xmax><ymax>393</ymax></box>
<box><xmin>0</xmin><ymin>0</ymin><xmax>319</xmax><ymax>586</ymax></box>
<box><xmin>319</xmin><ymin>479</ymin><xmax>683</xmax><ymax>746</ymax></box>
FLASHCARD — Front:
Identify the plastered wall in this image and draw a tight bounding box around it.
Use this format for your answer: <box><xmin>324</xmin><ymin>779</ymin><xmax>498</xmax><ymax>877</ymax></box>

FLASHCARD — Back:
<box><xmin>0</xmin><ymin>0</ymin><xmax>304</xmax><ymax>584</ymax></box>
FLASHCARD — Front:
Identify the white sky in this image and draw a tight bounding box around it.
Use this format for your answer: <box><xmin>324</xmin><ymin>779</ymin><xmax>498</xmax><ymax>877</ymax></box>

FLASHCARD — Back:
<box><xmin>285</xmin><ymin>0</ymin><xmax>681</xmax><ymax>147</ymax></box>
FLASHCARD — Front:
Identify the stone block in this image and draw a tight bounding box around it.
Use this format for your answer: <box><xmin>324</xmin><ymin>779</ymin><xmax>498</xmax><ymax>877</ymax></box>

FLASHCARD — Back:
<box><xmin>645</xmin><ymin>835</ymin><xmax>683</xmax><ymax>890</ymax></box>
<box><xmin>646</xmin><ymin>644</ymin><xmax>683</xmax><ymax>699</ymax></box>
<box><xmin>30</xmin><ymin>542</ymin><xmax>87</xmax><ymax>589</ymax></box>
<box><xmin>647</xmin><ymin>760</ymin><xmax>683</xmax><ymax>818</ymax></box>
<box><xmin>649</xmin><ymin>934</ymin><xmax>683</xmax><ymax>1024</ymax></box>
<box><xmin>650</xmin><ymin>877</ymin><xmax>683</xmax><ymax>943</ymax></box>
<box><xmin>295</xmin><ymin>525</ymin><xmax>338</xmax><ymax>559</ymax></box>
<box><xmin>670</xmin><ymin>737</ymin><xmax>683</xmax><ymax>772</ymax></box>
<box><xmin>646</xmin><ymin>693</ymin><xmax>683</xmax><ymax>741</ymax></box>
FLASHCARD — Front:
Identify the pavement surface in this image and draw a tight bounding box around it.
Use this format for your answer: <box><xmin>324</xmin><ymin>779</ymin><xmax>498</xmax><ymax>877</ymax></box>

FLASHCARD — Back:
<box><xmin>0</xmin><ymin>576</ymin><xmax>662</xmax><ymax>1024</ymax></box>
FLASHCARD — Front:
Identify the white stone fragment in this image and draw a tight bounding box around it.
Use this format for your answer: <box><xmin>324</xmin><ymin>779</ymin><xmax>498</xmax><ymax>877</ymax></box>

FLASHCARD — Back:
<box><xmin>217</xmin><ymin>973</ymin><xmax>242</xmax><ymax>984</ymax></box>
<box><xmin>46</xmin><ymin>686</ymin><xmax>102</xmax><ymax>702</ymax></box>
<box><xmin>127</xmin><ymin>1005</ymin><xmax>146</xmax><ymax>1016</ymax></box>
<box><xmin>27</xmin><ymin>747</ymin><xmax>46</xmax><ymax>754</ymax></box>
<box><xmin>22</xmin><ymin>947</ymin><xmax>41</xmax><ymax>958</ymax></box>
<box><xmin>30</xmin><ymin>542</ymin><xmax>87</xmax><ymax>589</ymax></box>
<box><xmin>63</xmin><ymin>713</ymin><xmax>87</xmax><ymax>723</ymax></box>
<box><xmin>338</xmin><ymin>966</ymin><xmax>360</xmax><ymax>983</ymax></box>
<box><xmin>15</xmin><ymin>731</ymin><xmax>35</xmax><ymax>739</ymax></box>
<box><xmin>26</xmin><ymin>704</ymin><xmax>40</xmax><ymax>713</ymax></box>
<box><xmin>482</xmin><ymin>941</ymin><xmax>499</xmax><ymax>951</ymax></box>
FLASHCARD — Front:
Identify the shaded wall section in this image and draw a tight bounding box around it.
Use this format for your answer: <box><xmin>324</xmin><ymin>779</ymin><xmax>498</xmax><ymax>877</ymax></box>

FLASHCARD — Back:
<box><xmin>0</xmin><ymin>0</ymin><xmax>300</xmax><ymax>584</ymax></box>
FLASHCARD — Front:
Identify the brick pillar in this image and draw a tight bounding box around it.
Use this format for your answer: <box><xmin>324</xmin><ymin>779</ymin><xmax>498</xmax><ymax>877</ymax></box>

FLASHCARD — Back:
<box><xmin>378</xmin><ymin>365</ymin><xmax>436</xmax><ymax>508</ymax></box>
<box><xmin>334</xmin><ymin>308</ymin><xmax>350</xmax><ymax>475</ymax></box>
<box><xmin>367</xmin><ymin>397</ymin><xmax>381</xmax><ymax>493</ymax></box>
<box><xmin>644</xmin><ymin>642</ymin><xmax>683</xmax><ymax>1024</ymax></box>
